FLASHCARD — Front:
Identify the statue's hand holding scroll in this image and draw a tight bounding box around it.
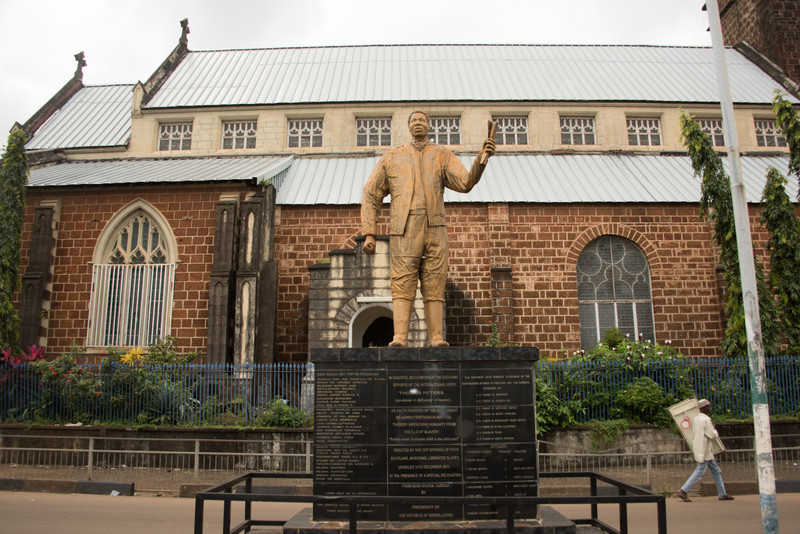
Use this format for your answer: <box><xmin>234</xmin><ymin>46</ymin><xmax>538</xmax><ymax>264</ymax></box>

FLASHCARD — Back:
<box><xmin>479</xmin><ymin>121</ymin><xmax>497</xmax><ymax>165</ymax></box>
<box><xmin>480</xmin><ymin>137</ymin><xmax>496</xmax><ymax>163</ymax></box>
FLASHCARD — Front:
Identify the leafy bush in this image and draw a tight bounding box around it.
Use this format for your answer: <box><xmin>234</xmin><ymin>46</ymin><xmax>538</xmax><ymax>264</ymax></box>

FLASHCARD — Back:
<box><xmin>613</xmin><ymin>377</ymin><xmax>674</xmax><ymax>428</ymax></box>
<box><xmin>143</xmin><ymin>336</ymin><xmax>199</xmax><ymax>365</ymax></box>
<box><xmin>253</xmin><ymin>397</ymin><xmax>311</xmax><ymax>428</ymax></box>
<box><xmin>534</xmin><ymin>377</ymin><xmax>578</xmax><ymax>435</ymax></box>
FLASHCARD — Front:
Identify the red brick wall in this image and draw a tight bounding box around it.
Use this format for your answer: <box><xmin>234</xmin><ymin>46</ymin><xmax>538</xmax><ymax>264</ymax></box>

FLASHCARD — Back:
<box><xmin>19</xmin><ymin>190</ymin><xmax>772</xmax><ymax>362</ymax></box>
<box><xmin>273</xmin><ymin>203</ymin><xmax>773</xmax><ymax>362</ymax></box>
<box><xmin>20</xmin><ymin>184</ymin><xmax>251</xmax><ymax>357</ymax></box>
<box><xmin>721</xmin><ymin>0</ymin><xmax>800</xmax><ymax>84</ymax></box>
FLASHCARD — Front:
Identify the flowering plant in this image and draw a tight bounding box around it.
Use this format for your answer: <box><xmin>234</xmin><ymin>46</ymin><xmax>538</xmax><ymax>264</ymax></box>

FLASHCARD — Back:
<box><xmin>120</xmin><ymin>347</ymin><xmax>145</xmax><ymax>365</ymax></box>
<box><xmin>1</xmin><ymin>345</ymin><xmax>45</xmax><ymax>366</ymax></box>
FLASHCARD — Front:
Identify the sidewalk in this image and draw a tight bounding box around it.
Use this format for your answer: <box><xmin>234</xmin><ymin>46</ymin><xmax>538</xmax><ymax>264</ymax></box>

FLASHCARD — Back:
<box><xmin>0</xmin><ymin>491</ymin><xmax>798</xmax><ymax>534</ymax></box>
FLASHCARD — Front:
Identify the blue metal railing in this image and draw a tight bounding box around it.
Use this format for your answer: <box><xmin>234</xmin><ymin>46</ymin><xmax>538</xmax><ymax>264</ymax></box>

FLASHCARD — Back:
<box><xmin>2</xmin><ymin>357</ymin><xmax>798</xmax><ymax>426</ymax></box>
<box><xmin>536</xmin><ymin>356</ymin><xmax>800</xmax><ymax>422</ymax></box>
<box><xmin>0</xmin><ymin>362</ymin><xmax>313</xmax><ymax>427</ymax></box>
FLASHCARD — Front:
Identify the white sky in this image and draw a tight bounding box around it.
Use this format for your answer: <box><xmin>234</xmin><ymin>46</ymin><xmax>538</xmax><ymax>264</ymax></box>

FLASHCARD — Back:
<box><xmin>0</xmin><ymin>0</ymin><xmax>712</xmax><ymax>145</ymax></box>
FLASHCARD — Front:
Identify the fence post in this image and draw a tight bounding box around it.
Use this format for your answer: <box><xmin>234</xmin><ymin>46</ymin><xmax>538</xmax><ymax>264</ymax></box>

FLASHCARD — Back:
<box><xmin>646</xmin><ymin>440</ymin><xmax>651</xmax><ymax>487</ymax></box>
<box><xmin>87</xmin><ymin>437</ymin><xmax>94</xmax><ymax>479</ymax></box>
<box><xmin>194</xmin><ymin>439</ymin><xmax>200</xmax><ymax>481</ymax></box>
<box><xmin>306</xmin><ymin>440</ymin><xmax>312</xmax><ymax>473</ymax></box>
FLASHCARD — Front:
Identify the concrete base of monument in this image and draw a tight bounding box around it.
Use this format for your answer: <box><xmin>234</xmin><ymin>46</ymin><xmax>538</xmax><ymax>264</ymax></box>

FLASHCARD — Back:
<box><xmin>282</xmin><ymin>506</ymin><xmax>576</xmax><ymax>534</ymax></box>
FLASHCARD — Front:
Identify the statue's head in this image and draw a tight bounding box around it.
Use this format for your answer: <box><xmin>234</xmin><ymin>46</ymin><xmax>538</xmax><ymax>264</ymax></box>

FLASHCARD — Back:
<box><xmin>408</xmin><ymin>111</ymin><xmax>430</xmax><ymax>138</ymax></box>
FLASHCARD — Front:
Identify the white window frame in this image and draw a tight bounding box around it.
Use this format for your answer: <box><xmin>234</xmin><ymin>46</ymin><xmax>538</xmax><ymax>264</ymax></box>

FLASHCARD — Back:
<box><xmin>222</xmin><ymin>120</ymin><xmax>257</xmax><ymax>149</ymax></box>
<box><xmin>754</xmin><ymin>118</ymin><xmax>787</xmax><ymax>147</ymax></box>
<box><xmin>493</xmin><ymin>116</ymin><xmax>529</xmax><ymax>145</ymax></box>
<box><xmin>626</xmin><ymin>117</ymin><xmax>661</xmax><ymax>146</ymax></box>
<box><xmin>87</xmin><ymin>201</ymin><xmax>178</xmax><ymax>348</ymax></box>
<box><xmin>560</xmin><ymin>116</ymin><xmax>596</xmax><ymax>145</ymax></box>
<box><xmin>428</xmin><ymin>117</ymin><xmax>461</xmax><ymax>145</ymax></box>
<box><xmin>158</xmin><ymin>122</ymin><xmax>193</xmax><ymax>151</ymax></box>
<box><xmin>288</xmin><ymin>118</ymin><xmax>323</xmax><ymax>148</ymax></box>
<box><xmin>356</xmin><ymin>118</ymin><xmax>392</xmax><ymax>147</ymax></box>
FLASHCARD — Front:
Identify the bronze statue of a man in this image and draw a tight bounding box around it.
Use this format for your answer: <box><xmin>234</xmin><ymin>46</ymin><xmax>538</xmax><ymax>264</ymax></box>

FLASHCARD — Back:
<box><xmin>361</xmin><ymin>111</ymin><xmax>496</xmax><ymax>347</ymax></box>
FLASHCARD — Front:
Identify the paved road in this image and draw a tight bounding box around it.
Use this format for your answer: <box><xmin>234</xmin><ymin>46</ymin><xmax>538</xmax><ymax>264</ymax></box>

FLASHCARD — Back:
<box><xmin>1</xmin><ymin>491</ymin><xmax>798</xmax><ymax>533</ymax></box>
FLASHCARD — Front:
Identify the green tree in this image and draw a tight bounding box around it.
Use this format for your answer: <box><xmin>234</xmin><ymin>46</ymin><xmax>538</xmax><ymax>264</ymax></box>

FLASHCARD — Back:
<box><xmin>0</xmin><ymin>130</ymin><xmax>29</xmax><ymax>348</ymax></box>
<box><xmin>766</xmin><ymin>92</ymin><xmax>800</xmax><ymax>352</ymax></box>
<box><xmin>680</xmin><ymin>113</ymin><xmax>779</xmax><ymax>357</ymax></box>
<box><xmin>760</xmin><ymin>168</ymin><xmax>800</xmax><ymax>352</ymax></box>
<box><xmin>772</xmin><ymin>92</ymin><xmax>800</xmax><ymax>194</ymax></box>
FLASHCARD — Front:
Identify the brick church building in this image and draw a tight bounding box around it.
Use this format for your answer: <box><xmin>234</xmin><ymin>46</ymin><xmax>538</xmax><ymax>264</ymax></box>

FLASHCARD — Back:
<box><xmin>11</xmin><ymin>17</ymin><xmax>800</xmax><ymax>363</ymax></box>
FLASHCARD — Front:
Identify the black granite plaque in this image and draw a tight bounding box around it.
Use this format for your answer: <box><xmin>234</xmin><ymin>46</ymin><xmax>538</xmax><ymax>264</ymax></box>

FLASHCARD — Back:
<box><xmin>311</xmin><ymin>347</ymin><xmax>539</xmax><ymax>522</ymax></box>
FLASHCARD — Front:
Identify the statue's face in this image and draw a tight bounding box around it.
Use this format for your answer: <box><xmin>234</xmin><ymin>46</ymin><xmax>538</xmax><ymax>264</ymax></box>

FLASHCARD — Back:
<box><xmin>408</xmin><ymin>112</ymin><xmax>430</xmax><ymax>138</ymax></box>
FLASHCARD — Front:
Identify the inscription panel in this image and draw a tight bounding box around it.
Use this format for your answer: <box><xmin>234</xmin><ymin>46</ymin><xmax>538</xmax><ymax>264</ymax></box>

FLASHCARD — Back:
<box><xmin>312</xmin><ymin>351</ymin><xmax>539</xmax><ymax>522</ymax></box>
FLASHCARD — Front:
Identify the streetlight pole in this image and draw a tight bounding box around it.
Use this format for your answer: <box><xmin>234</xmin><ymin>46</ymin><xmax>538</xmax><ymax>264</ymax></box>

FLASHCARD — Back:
<box><xmin>704</xmin><ymin>1</ymin><xmax>778</xmax><ymax>532</ymax></box>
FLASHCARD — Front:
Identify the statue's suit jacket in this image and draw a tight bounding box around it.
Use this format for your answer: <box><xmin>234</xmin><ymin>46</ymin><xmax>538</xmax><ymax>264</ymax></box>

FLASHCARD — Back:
<box><xmin>361</xmin><ymin>143</ymin><xmax>486</xmax><ymax>236</ymax></box>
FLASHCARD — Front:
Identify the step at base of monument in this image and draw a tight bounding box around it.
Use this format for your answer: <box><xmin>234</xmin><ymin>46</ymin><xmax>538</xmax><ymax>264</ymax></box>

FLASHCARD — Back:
<box><xmin>283</xmin><ymin>507</ymin><xmax>576</xmax><ymax>534</ymax></box>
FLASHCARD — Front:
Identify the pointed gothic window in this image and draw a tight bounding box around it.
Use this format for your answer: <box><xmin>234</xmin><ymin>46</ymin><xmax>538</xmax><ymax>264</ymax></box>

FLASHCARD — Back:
<box><xmin>87</xmin><ymin>205</ymin><xmax>176</xmax><ymax>348</ymax></box>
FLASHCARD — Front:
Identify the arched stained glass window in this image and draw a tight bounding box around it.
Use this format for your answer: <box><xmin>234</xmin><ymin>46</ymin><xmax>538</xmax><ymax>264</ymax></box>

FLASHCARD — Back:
<box><xmin>87</xmin><ymin>205</ymin><xmax>176</xmax><ymax>348</ymax></box>
<box><xmin>107</xmin><ymin>213</ymin><xmax>168</xmax><ymax>265</ymax></box>
<box><xmin>577</xmin><ymin>236</ymin><xmax>655</xmax><ymax>349</ymax></box>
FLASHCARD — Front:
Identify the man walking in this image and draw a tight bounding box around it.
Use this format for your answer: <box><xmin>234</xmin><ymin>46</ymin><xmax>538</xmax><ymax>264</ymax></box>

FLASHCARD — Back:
<box><xmin>361</xmin><ymin>111</ymin><xmax>495</xmax><ymax>347</ymax></box>
<box><xmin>677</xmin><ymin>399</ymin><xmax>735</xmax><ymax>502</ymax></box>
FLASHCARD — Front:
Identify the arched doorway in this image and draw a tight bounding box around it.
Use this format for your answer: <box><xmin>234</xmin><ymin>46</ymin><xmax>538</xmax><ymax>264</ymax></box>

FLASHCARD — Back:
<box><xmin>349</xmin><ymin>304</ymin><xmax>394</xmax><ymax>348</ymax></box>
<box><xmin>362</xmin><ymin>316</ymin><xmax>394</xmax><ymax>347</ymax></box>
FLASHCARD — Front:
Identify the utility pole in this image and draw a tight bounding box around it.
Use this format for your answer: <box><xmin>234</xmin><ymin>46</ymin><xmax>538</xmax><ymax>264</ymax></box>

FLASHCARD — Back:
<box><xmin>704</xmin><ymin>1</ymin><xmax>779</xmax><ymax>532</ymax></box>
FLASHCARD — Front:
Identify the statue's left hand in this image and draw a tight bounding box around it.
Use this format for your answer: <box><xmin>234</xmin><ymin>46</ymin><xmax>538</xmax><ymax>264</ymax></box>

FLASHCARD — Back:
<box><xmin>363</xmin><ymin>234</ymin><xmax>376</xmax><ymax>255</ymax></box>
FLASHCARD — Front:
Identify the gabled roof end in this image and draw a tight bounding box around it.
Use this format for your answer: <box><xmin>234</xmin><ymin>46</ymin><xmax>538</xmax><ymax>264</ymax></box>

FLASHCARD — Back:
<box><xmin>19</xmin><ymin>52</ymin><xmax>87</xmax><ymax>138</ymax></box>
<box><xmin>734</xmin><ymin>41</ymin><xmax>800</xmax><ymax>99</ymax></box>
<box><xmin>141</xmin><ymin>19</ymin><xmax>190</xmax><ymax>105</ymax></box>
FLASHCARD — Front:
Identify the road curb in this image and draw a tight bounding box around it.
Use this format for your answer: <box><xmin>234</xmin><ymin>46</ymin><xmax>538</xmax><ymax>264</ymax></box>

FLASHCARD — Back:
<box><xmin>0</xmin><ymin>477</ymin><xmax>134</xmax><ymax>496</ymax></box>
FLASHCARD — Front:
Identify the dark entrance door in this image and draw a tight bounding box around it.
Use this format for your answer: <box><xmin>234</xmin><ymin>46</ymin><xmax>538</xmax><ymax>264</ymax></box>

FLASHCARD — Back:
<box><xmin>361</xmin><ymin>316</ymin><xmax>394</xmax><ymax>347</ymax></box>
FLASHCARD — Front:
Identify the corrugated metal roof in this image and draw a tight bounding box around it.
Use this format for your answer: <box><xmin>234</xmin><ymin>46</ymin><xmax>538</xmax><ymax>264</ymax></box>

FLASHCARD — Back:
<box><xmin>28</xmin><ymin>156</ymin><xmax>293</xmax><ymax>187</ymax></box>
<box><xmin>276</xmin><ymin>153</ymin><xmax>796</xmax><ymax>205</ymax></box>
<box><xmin>26</xmin><ymin>85</ymin><xmax>134</xmax><ymax>150</ymax></box>
<box><xmin>27</xmin><ymin>152</ymin><xmax>796</xmax><ymax>206</ymax></box>
<box><xmin>145</xmin><ymin>45</ymin><xmax>795</xmax><ymax>108</ymax></box>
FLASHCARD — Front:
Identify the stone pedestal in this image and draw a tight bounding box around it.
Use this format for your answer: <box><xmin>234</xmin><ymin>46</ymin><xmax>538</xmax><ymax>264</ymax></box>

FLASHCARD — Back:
<box><xmin>310</xmin><ymin>347</ymin><xmax>541</xmax><ymax>523</ymax></box>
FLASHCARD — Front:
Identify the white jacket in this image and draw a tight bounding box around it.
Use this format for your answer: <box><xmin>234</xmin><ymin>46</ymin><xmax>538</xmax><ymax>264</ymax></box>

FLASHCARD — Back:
<box><xmin>692</xmin><ymin>412</ymin><xmax>719</xmax><ymax>462</ymax></box>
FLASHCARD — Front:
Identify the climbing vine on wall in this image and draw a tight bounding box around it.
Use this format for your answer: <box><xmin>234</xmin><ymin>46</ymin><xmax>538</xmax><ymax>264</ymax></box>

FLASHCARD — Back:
<box><xmin>679</xmin><ymin>113</ymin><xmax>779</xmax><ymax>358</ymax></box>
<box><xmin>0</xmin><ymin>130</ymin><xmax>29</xmax><ymax>349</ymax></box>
<box><xmin>772</xmin><ymin>92</ymin><xmax>800</xmax><ymax>191</ymax></box>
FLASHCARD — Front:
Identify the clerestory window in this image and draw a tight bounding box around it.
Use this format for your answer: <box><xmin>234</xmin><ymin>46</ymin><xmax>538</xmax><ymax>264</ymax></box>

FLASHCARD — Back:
<box><xmin>287</xmin><ymin>119</ymin><xmax>323</xmax><ymax>148</ymax></box>
<box><xmin>222</xmin><ymin>120</ymin><xmax>257</xmax><ymax>149</ymax></box>
<box><xmin>560</xmin><ymin>116</ymin><xmax>596</xmax><ymax>145</ymax></box>
<box><xmin>697</xmin><ymin>118</ymin><xmax>725</xmax><ymax>147</ymax></box>
<box><xmin>626</xmin><ymin>118</ymin><xmax>661</xmax><ymax>146</ymax></box>
<box><xmin>493</xmin><ymin>116</ymin><xmax>529</xmax><ymax>145</ymax></box>
<box><xmin>427</xmin><ymin>117</ymin><xmax>461</xmax><ymax>145</ymax></box>
<box><xmin>754</xmin><ymin>119</ymin><xmax>787</xmax><ymax>148</ymax></box>
<box><xmin>158</xmin><ymin>123</ymin><xmax>193</xmax><ymax>151</ymax></box>
<box><xmin>356</xmin><ymin>118</ymin><xmax>392</xmax><ymax>146</ymax></box>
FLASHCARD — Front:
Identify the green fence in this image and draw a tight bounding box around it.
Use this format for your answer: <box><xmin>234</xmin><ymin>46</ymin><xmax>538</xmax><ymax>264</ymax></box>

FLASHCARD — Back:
<box><xmin>536</xmin><ymin>356</ymin><xmax>800</xmax><ymax>422</ymax></box>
